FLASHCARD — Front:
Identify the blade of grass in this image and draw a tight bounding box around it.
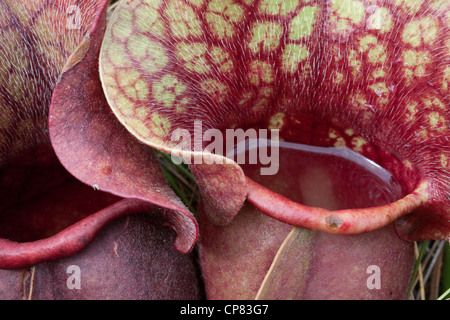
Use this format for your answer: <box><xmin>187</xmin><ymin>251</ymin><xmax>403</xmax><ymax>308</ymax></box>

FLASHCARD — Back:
<box><xmin>159</xmin><ymin>159</ymin><xmax>194</xmax><ymax>191</ymax></box>
<box><xmin>429</xmin><ymin>243</ymin><xmax>444</xmax><ymax>300</ymax></box>
<box><xmin>160</xmin><ymin>151</ymin><xmax>195</xmax><ymax>181</ymax></box>
<box><xmin>415</xmin><ymin>242</ymin><xmax>426</xmax><ymax>300</ymax></box>
<box><xmin>424</xmin><ymin>241</ymin><xmax>445</xmax><ymax>298</ymax></box>
<box><xmin>159</xmin><ymin>162</ymin><xmax>197</xmax><ymax>215</ymax></box>
<box><xmin>406</xmin><ymin>240</ymin><xmax>428</xmax><ymax>300</ymax></box>
<box><xmin>437</xmin><ymin>287</ymin><xmax>450</xmax><ymax>300</ymax></box>
<box><xmin>440</xmin><ymin>242</ymin><xmax>450</xmax><ymax>300</ymax></box>
<box><xmin>156</xmin><ymin>150</ymin><xmax>198</xmax><ymax>215</ymax></box>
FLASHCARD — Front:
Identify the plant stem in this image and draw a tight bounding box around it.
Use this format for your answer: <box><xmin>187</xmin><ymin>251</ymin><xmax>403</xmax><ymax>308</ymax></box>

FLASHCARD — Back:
<box><xmin>406</xmin><ymin>241</ymin><xmax>428</xmax><ymax>300</ymax></box>
<box><xmin>440</xmin><ymin>242</ymin><xmax>450</xmax><ymax>300</ymax></box>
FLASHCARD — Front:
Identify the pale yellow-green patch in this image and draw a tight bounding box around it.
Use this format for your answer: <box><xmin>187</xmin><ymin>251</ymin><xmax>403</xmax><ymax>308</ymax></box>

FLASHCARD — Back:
<box><xmin>422</xmin><ymin>94</ymin><xmax>446</xmax><ymax>110</ymax></box>
<box><xmin>259</xmin><ymin>0</ymin><xmax>299</xmax><ymax>16</ymax></box>
<box><xmin>359</xmin><ymin>34</ymin><xmax>378</xmax><ymax>52</ymax></box>
<box><xmin>117</xmin><ymin>69</ymin><xmax>149</xmax><ymax>101</ymax></box>
<box><xmin>7</xmin><ymin>0</ymin><xmax>46</xmax><ymax>27</ymax></box>
<box><xmin>152</xmin><ymin>74</ymin><xmax>187</xmax><ymax>109</ymax></box>
<box><xmin>391</xmin><ymin>0</ymin><xmax>423</xmax><ymax>15</ymax></box>
<box><xmin>164</xmin><ymin>0</ymin><xmax>203</xmax><ymax>38</ymax></box>
<box><xmin>289</xmin><ymin>5</ymin><xmax>318</xmax><ymax>40</ymax></box>
<box><xmin>370</xmin><ymin>68</ymin><xmax>386</xmax><ymax>81</ymax></box>
<box><xmin>134</xmin><ymin>79</ymin><xmax>149</xmax><ymax>101</ymax></box>
<box><xmin>135</xmin><ymin>107</ymin><xmax>150</xmax><ymax>120</ymax></box>
<box><xmin>345</xmin><ymin>128</ymin><xmax>354</xmax><ymax>136</ymax></box>
<box><xmin>122</xmin><ymin>0</ymin><xmax>147</xmax><ymax>10</ymax></box>
<box><xmin>403</xmin><ymin>159</ymin><xmax>413</xmax><ymax>171</ymax></box>
<box><xmin>128</xmin><ymin>118</ymin><xmax>151</xmax><ymax>138</ymax></box>
<box><xmin>348</xmin><ymin>49</ymin><xmax>362</xmax><ymax>79</ymax></box>
<box><xmin>402</xmin><ymin>49</ymin><xmax>432</xmax><ymax>83</ymax></box>
<box><xmin>117</xmin><ymin>72</ymin><xmax>138</xmax><ymax>95</ymax></box>
<box><xmin>106</xmin><ymin>41</ymin><xmax>133</xmax><ymax>68</ymax></box>
<box><xmin>138</xmin><ymin>41</ymin><xmax>169</xmax><ymax>74</ymax></box>
<box><xmin>402</xmin><ymin>16</ymin><xmax>438</xmax><ymax>47</ymax></box>
<box><xmin>440</xmin><ymin>152</ymin><xmax>448</xmax><ymax>168</ymax></box>
<box><xmin>210</xmin><ymin>46</ymin><xmax>234</xmax><ymax>74</ymax></box>
<box><xmin>351</xmin><ymin>137</ymin><xmax>367</xmax><ymax>152</ymax></box>
<box><xmin>367</xmin><ymin>7</ymin><xmax>393</xmax><ymax>34</ymax></box>
<box><xmin>176</xmin><ymin>43</ymin><xmax>211</xmax><ymax>74</ymax></box>
<box><xmin>200</xmin><ymin>79</ymin><xmax>228</xmax><ymax>102</ymax></box>
<box><xmin>428</xmin><ymin>0</ymin><xmax>450</xmax><ymax>12</ymax></box>
<box><xmin>359</xmin><ymin>35</ymin><xmax>387</xmax><ymax>65</ymax></box>
<box><xmin>369</xmin><ymin>82</ymin><xmax>389</xmax><ymax>99</ymax></box>
<box><xmin>113</xmin><ymin>91</ymin><xmax>136</xmax><ymax>117</ymax></box>
<box><xmin>127</xmin><ymin>34</ymin><xmax>153</xmax><ymax>60</ymax></box>
<box><xmin>416</xmin><ymin>128</ymin><xmax>429</xmax><ymax>142</ymax></box>
<box><xmin>334</xmin><ymin>137</ymin><xmax>347</xmax><ymax>148</ymax></box>
<box><xmin>206</xmin><ymin>0</ymin><xmax>245</xmax><ymax>40</ymax></box>
<box><xmin>268</xmin><ymin>113</ymin><xmax>285</xmax><ymax>130</ymax></box>
<box><xmin>151</xmin><ymin>112</ymin><xmax>172</xmax><ymax>137</ymax></box>
<box><xmin>248</xmin><ymin>60</ymin><xmax>275</xmax><ymax>86</ymax></box>
<box><xmin>405</xmin><ymin>100</ymin><xmax>419</xmax><ymax>121</ymax></box>
<box><xmin>332</xmin><ymin>0</ymin><xmax>365</xmax><ymax>22</ymax></box>
<box><xmin>280</xmin><ymin>44</ymin><xmax>309</xmax><ymax>74</ymax></box>
<box><xmin>329</xmin><ymin>0</ymin><xmax>365</xmax><ymax>36</ymax></box>
<box><xmin>112</xmin><ymin>9</ymin><xmax>133</xmax><ymax>41</ymax></box>
<box><xmin>427</xmin><ymin>111</ymin><xmax>446</xmax><ymax>133</ymax></box>
<box><xmin>329</xmin><ymin>128</ymin><xmax>340</xmax><ymax>139</ymax></box>
<box><xmin>205</xmin><ymin>14</ymin><xmax>234</xmax><ymax>40</ymax></box>
<box><xmin>348</xmin><ymin>91</ymin><xmax>368</xmax><ymax>111</ymax></box>
<box><xmin>248</xmin><ymin>21</ymin><xmax>283</xmax><ymax>54</ymax></box>
<box><xmin>100</xmin><ymin>56</ymin><xmax>116</xmax><ymax>76</ymax></box>
<box><xmin>333</xmin><ymin>71</ymin><xmax>345</xmax><ymax>85</ymax></box>
<box><xmin>134</xmin><ymin>1</ymin><xmax>166</xmax><ymax>38</ymax></box>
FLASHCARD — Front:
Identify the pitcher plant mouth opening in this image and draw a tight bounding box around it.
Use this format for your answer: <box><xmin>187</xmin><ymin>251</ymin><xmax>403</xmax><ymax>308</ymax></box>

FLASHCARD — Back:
<box><xmin>241</xmin><ymin>138</ymin><xmax>430</xmax><ymax>235</ymax></box>
<box><xmin>165</xmin><ymin>115</ymin><xmax>431</xmax><ymax>236</ymax></box>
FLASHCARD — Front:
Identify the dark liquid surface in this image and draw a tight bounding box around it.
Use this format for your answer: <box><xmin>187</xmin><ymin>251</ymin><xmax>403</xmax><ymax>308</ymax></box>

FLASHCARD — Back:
<box><xmin>230</xmin><ymin>139</ymin><xmax>404</xmax><ymax>210</ymax></box>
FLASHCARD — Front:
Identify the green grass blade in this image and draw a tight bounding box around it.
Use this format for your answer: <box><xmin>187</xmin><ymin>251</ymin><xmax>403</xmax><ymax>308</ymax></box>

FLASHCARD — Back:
<box><xmin>439</xmin><ymin>242</ymin><xmax>450</xmax><ymax>300</ymax></box>
<box><xmin>406</xmin><ymin>241</ymin><xmax>428</xmax><ymax>300</ymax></box>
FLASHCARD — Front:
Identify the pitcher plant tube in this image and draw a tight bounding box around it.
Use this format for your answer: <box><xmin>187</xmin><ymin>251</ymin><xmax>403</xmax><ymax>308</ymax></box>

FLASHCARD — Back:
<box><xmin>0</xmin><ymin>0</ymin><xmax>449</xmax><ymax>300</ymax></box>
<box><xmin>0</xmin><ymin>0</ymin><xmax>201</xmax><ymax>299</ymax></box>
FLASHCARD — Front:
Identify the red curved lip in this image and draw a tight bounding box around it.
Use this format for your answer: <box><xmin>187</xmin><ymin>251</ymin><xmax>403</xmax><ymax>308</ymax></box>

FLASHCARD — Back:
<box><xmin>0</xmin><ymin>198</ymin><xmax>142</xmax><ymax>269</ymax></box>
<box><xmin>246</xmin><ymin>176</ymin><xmax>429</xmax><ymax>234</ymax></box>
<box><xmin>0</xmin><ymin>198</ymin><xmax>198</xmax><ymax>269</ymax></box>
